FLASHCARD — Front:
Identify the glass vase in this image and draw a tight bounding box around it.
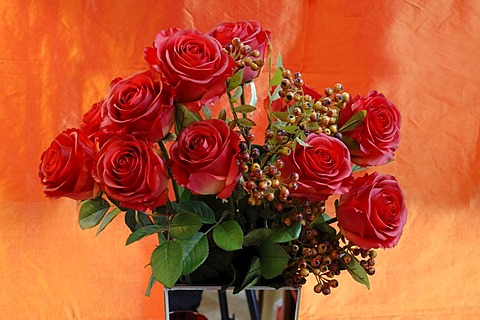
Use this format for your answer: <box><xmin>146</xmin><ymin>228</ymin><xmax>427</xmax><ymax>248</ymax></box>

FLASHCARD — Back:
<box><xmin>164</xmin><ymin>285</ymin><xmax>301</xmax><ymax>320</ymax></box>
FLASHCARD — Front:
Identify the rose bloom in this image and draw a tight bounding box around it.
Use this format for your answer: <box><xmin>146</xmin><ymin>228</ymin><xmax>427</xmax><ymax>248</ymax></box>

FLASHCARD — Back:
<box><xmin>100</xmin><ymin>71</ymin><xmax>175</xmax><ymax>142</ymax></box>
<box><xmin>336</xmin><ymin>172</ymin><xmax>407</xmax><ymax>249</ymax></box>
<box><xmin>337</xmin><ymin>91</ymin><xmax>401</xmax><ymax>166</ymax></box>
<box><xmin>209</xmin><ymin>20</ymin><xmax>270</xmax><ymax>83</ymax></box>
<box><xmin>145</xmin><ymin>29</ymin><xmax>235</xmax><ymax>112</ymax></box>
<box><xmin>169</xmin><ymin>119</ymin><xmax>241</xmax><ymax>199</ymax></box>
<box><xmin>39</xmin><ymin>128</ymin><xmax>98</xmax><ymax>200</ymax></box>
<box><xmin>93</xmin><ymin>135</ymin><xmax>169</xmax><ymax>211</ymax></box>
<box><xmin>280</xmin><ymin>133</ymin><xmax>353</xmax><ymax>202</ymax></box>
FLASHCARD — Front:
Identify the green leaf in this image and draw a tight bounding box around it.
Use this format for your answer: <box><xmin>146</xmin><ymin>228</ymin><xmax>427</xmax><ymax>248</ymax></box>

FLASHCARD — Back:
<box><xmin>229</xmin><ymin>86</ymin><xmax>243</xmax><ymax>103</ymax></box>
<box><xmin>151</xmin><ymin>241</ymin><xmax>183</xmax><ymax>288</ymax></box>
<box><xmin>218</xmin><ymin>108</ymin><xmax>227</xmax><ymax>121</ymax></box>
<box><xmin>269</xmin><ymin>222</ymin><xmax>302</xmax><ymax>243</ymax></box>
<box><xmin>278</xmin><ymin>125</ymin><xmax>299</xmax><ymax>134</ymax></box>
<box><xmin>338</xmin><ymin>110</ymin><xmax>367</xmax><ymax>133</ymax></box>
<box><xmin>269</xmin><ymin>54</ymin><xmax>283</xmax><ymax>87</ymax></box>
<box><xmin>170</xmin><ymin>212</ymin><xmax>202</xmax><ymax>240</ymax></box>
<box><xmin>276</xmin><ymin>52</ymin><xmax>283</xmax><ymax>69</ymax></box>
<box><xmin>78</xmin><ymin>197</ymin><xmax>110</xmax><ymax>230</ymax></box>
<box><xmin>227</xmin><ymin>69</ymin><xmax>244</xmax><ymax>91</ymax></box>
<box><xmin>342</xmin><ymin>253</ymin><xmax>371</xmax><ymax>289</ymax></box>
<box><xmin>295</xmin><ymin>136</ymin><xmax>312</xmax><ymax>148</ymax></box>
<box><xmin>248</xmin><ymin>82</ymin><xmax>258</xmax><ymax>106</ymax></box>
<box><xmin>244</xmin><ymin>228</ymin><xmax>273</xmax><ymax>247</ymax></box>
<box><xmin>126</xmin><ymin>225</ymin><xmax>166</xmax><ymax>245</ymax></box>
<box><xmin>175</xmin><ymin>103</ymin><xmax>201</xmax><ymax>131</ymax></box>
<box><xmin>177</xmin><ymin>186</ymin><xmax>192</xmax><ymax>202</ymax></box>
<box><xmin>202</xmin><ymin>105</ymin><xmax>212</xmax><ymax>120</ymax></box>
<box><xmin>312</xmin><ymin>221</ymin><xmax>337</xmax><ymax>238</ymax></box>
<box><xmin>236</xmin><ymin>257</ymin><xmax>261</xmax><ymax>293</ymax></box>
<box><xmin>352</xmin><ymin>163</ymin><xmax>369</xmax><ymax>172</ymax></box>
<box><xmin>96</xmin><ymin>207</ymin><xmax>121</xmax><ymax>236</ymax></box>
<box><xmin>179</xmin><ymin>232</ymin><xmax>209</xmax><ymax>275</ymax></box>
<box><xmin>145</xmin><ymin>273</ymin><xmax>156</xmax><ymax>297</ymax></box>
<box><xmin>236</xmin><ymin>117</ymin><xmax>256</xmax><ymax>127</ymax></box>
<box><xmin>341</xmin><ymin>135</ymin><xmax>360</xmax><ymax>150</ymax></box>
<box><xmin>234</xmin><ymin>105</ymin><xmax>256</xmax><ymax>113</ymax></box>
<box><xmin>124</xmin><ymin>209</ymin><xmax>152</xmax><ymax>232</ymax></box>
<box><xmin>258</xmin><ymin>242</ymin><xmax>290</xmax><ymax>279</ymax></box>
<box><xmin>172</xmin><ymin>201</ymin><xmax>215</xmax><ymax>224</ymax></box>
<box><xmin>213</xmin><ymin>221</ymin><xmax>243</xmax><ymax>251</ymax></box>
<box><xmin>271</xmin><ymin>112</ymin><xmax>289</xmax><ymax>121</ymax></box>
<box><xmin>269</xmin><ymin>68</ymin><xmax>283</xmax><ymax>87</ymax></box>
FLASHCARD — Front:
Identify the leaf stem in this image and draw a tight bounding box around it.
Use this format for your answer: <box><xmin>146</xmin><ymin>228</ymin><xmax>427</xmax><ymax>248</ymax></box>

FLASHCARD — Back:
<box><xmin>325</xmin><ymin>217</ymin><xmax>338</xmax><ymax>224</ymax></box>
<box><xmin>226</xmin><ymin>90</ymin><xmax>249</xmax><ymax>141</ymax></box>
<box><xmin>158</xmin><ymin>141</ymin><xmax>180</xmax><ymax>203</ymax></box>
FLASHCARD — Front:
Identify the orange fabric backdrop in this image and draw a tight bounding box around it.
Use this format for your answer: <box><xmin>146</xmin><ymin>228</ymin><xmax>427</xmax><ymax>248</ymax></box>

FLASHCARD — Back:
<box><xmin>1</xmin><ymin>0</ymin><xmax>479</xmax><ymax>319</ymax></box>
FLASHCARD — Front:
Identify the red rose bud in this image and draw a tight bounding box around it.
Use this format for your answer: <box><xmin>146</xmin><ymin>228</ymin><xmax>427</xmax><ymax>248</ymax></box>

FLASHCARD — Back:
<box><xmin>169</xmin><ymin>119</ymin><xmax>241</xmax><ymax>199</ymax></box>
<box><xmin>39</xmin><ymin>128</ymin><xmax>99</xmax><ymax>200</ymax></box>
<box><xmin>93</xmin><ymin>135</ymin><xmax>169</xmax><ymax>211</ymax></box>
<box><xmin>100</xmin><ymin>70</ymin><xmax>175</xmax><ymax>142</ymax></box>
<box><xmin>280</xmin><ymin>133</ymin><xmax>353</xmax><ymax>202</ymax></box>
<box><xmin>337</xmin><ymin>91</ymin><xmax>401</xmax><ymax>166</ymax></box>
<box><xmin>145</xmin><ymin>29</ymin><xmax>235</xmax><ymax>112</ymax></box>
<box><xmin>209</xmin><ymin>21</ymin><xmax>271</xmax><ymax>83</ymax></box>
<box><xmin>81</xmin><ymin>100</ymin><xmax>105</xmax><ymax>140</ymax></box>
<box><xmin>336</xmin><ymin>172</ymin><xmax>407</xmax><ymax>250</ymax></box>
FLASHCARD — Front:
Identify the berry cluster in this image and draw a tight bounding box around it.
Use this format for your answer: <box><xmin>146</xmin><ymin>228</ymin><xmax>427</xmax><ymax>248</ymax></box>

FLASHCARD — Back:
<box><xmin>276</xmin><ymin>68</ymin><xmax>351</xmax><ymax>137</ymax></box>
<box><xmin>236</xmin><ymin>140</ymin><xmax>293</xmax><ymax>207</ymax></box>
<box><xmin>351</xmin><ymin>247</ymin><xmax>377</xmax><ymax>276</ymax></box>
<box><xmin>283</xmin><ymin>225</ymin><xmax>378</xmax><ymax>295</ymax></box>
<box><xmin>284</xmin><ymin>226</ymin><xmax>344</xmax><ymax>294</ymax></box>
<box><xmin>223</xmin><ymin>37</ymin><xmax>264</xmax><ymax>72</ymax></box>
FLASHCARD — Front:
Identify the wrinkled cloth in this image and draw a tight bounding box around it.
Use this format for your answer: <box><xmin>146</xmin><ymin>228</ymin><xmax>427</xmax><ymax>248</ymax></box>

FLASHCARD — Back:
<box><xmin>0</xmin><ymin>0</ymin><xmax>479</xmax><ymax>319</ymax></box>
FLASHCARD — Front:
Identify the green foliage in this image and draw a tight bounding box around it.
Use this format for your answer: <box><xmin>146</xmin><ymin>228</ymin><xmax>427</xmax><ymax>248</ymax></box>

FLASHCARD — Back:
<box><xmin>78</xmin><ymin>197</ymin><xmax>110</xmax><ymax>230</ymax></box>
<box><xmin>170</xmin><ymin>212</ymin><xmax>202</xmax><ymax>240</ymax></box>
<box><xmin>258</xmin><ymin>242</ymin><xmax>290</xmax><ymax>279</ymax></box>
<box><xmin>175</xmin><ymin>103</ymin><xmax>201</xmax><ymax>131</ymax></box>
<box><xmin>342</xmin><ymin>253</ymin><xmax>371</xmax><ymax>289</ymax></box>
<box><xmin>96</xmin><ymin>207</ymin><xmax>121</xmax><ymax>236</ymax></box>
<box><xmin>126</xmin><ymin>225</ymin><xmax>166</xmax><ymax>245</ymax></box>
<box><xmin>338</xmin><ymin>110</ymin><xmax>367</xmax><ymax>133</ymax></box>
<box><xmin>172</xmin><ymin>201</ymin><xmax>215</xmax><ymax>224</ymax></box>
<box><xmin>244</xmin><ymin>228</ymin><xmax>273</xmax><ymax>247</ymax></box>
<box><xmin>236</xmin><ymin>256</ymin><xmax>261</xmax><ymax>293</ymax></box>
<box><xmin>213</xmin><ymin>221</ymin><xmax>243</xmax><ymax>251</ymax></box>
<box><xmin>145</xmin><ymin>273</ymin><xmax>156</xmax><ymax>297</ymax></box>
<box><xmin>269</xmin><ymin>222</ymin><xmax>302</xmax><ymax>243</ymax></box>
<box><xmin>179</xmin><ymin>232</ymin><xmax>209</xmax><ymax>275</ymax></box>
<box><xmin>151</xmin><ymin>241</ymin><xmax>183</xmax><ymax>289</ymax></box>
<box><xmin>234</xmin><ymin>105</ymin><xmax>257</xmax><ymax>113</ymax></box>
<box><xmin>227</xmin><ymin>69</ymin><xmax>244</xmax><ymax>92</ymax></box>
<box><xmin>235</xmin><ymin>117</ymin><xmax>256</xmax><ymax>128</ymax></box>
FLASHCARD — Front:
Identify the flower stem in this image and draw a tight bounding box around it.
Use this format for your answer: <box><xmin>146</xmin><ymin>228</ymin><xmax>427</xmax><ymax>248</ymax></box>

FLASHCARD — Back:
<box><xmin>325</xmin><ymin>217</ymin><xmax>338</xmax><ymax>224</ymax></box>
<box><xmin>226</xmin><ymin>90</ymin><xmax>249</xmax><ymax>141</ymax></box>
<box><xmin>158</xmin><ymin>141</ymin><xmax>180</xmax><ymax>203</ymax></box>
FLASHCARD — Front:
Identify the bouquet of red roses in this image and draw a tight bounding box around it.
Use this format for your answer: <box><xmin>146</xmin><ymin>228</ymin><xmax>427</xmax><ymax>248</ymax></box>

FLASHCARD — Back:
<box><xmin>39</xmin><ymin>21</ymin><xmax>407</xmax><ymax>295</ymax></box>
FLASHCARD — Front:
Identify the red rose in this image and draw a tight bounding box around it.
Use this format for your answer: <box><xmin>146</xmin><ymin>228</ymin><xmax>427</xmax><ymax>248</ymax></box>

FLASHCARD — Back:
<box><xmin>100</xmin><ymin>71</ymin><xmax>175</xmax><ymax>142</ymax></box>
<box><xmin>336</xmin><ymin>172</ymin><xmax>407</xmax><ymax>249</ymax></box>
<box><xmin>337</xmin><ymin>91</ymin><xmax>401</xmax><ymax>166</ymax></box>
<box><xmin>81</xmin><ymin>100</ymin><xmax>105</xmax><ymax>141</ymax></box>
<box><xmin>39</xmin><ymin>128</ymin><xmax>98</xmax><ymax>200</ymax></box>
<box><xmin>209</xmin><ymin>21</ymin><xmax>270</xmax><ymax>83</ymax></box>
<box><xmin>93</xmin><ymin>135</ymin><xmax>169</xmax><ymax>211</ymax></box>
<box><xmin>145</xmin><ymin>29</ymin><xmax>235</xmax><ymax>112</ymax></box>
<box><xmin>169</xmin><ymin>119</ymin><xmax>241</xmax><ymax>198</ymax></box>
<box><xmin>280</xmin><ymin>133</ymin><xmax>353</xmax><ymax>202</ymax></box>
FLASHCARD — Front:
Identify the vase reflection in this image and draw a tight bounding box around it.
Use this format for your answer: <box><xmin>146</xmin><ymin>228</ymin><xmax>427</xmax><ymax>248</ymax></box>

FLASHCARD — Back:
<box><xmin>165</xmin><ymin>286</ymin><xmax>300</xmax><ymax>320</ymax></box>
